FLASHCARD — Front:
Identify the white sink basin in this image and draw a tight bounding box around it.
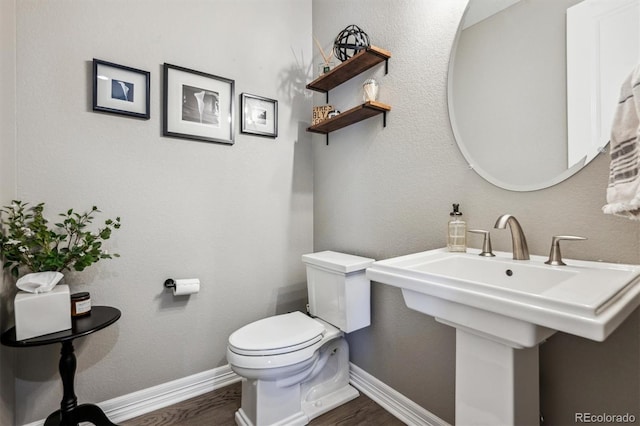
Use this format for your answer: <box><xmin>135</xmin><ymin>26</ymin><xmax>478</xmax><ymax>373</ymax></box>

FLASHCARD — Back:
<box><xmin>368</xmin><ymin>247</ymin><xmax>640</xmax><ymax>424</ymax></box>
<box><xmin>366</xmin><ymin>248</ymin><xmax>640</xmax><ymax>345</ymax></box>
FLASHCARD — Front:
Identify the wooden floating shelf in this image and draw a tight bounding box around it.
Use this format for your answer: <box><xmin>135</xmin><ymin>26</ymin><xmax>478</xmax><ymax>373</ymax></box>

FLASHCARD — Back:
<box><xmin>307</xmin><ymin>101</ymin><xmax>391</xmax><ymax>135</ymax></box>
<box><xmin>306</xmin><ymin>46</ymin><xmax>391</xmax><ymax>93</ymax></box>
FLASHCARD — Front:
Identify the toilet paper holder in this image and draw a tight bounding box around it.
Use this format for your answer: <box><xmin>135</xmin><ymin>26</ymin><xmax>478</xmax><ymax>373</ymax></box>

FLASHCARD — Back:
<box><xmin>163</xmin><ymin>278</ymin><xmax>200</xmax><ymax>296</ymax></box>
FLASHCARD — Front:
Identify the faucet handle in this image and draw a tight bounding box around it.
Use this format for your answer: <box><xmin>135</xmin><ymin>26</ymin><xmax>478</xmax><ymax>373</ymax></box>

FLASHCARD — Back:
<box><xmin>468</xmin><ymin>229</ymin><xmax>496</xmax><ymax>257</ymax></box>
<box><xmin>544</xmin><ymin>235</ymin><xmax>587</xmax><ymax>266</ymax></box>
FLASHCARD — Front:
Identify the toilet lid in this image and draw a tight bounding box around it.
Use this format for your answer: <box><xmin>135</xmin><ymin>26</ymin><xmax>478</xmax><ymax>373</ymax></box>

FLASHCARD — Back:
<box><xmin>228</xmin><ymin>311</ymin><xmax>325</xmax><ymax>356</ymax></box>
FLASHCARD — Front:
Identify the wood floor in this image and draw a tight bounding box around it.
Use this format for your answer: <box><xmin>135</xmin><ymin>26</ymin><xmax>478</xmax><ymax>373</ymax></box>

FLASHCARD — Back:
<box><xmin>121</xmin><ymin>381</ymin><xmax>404</xmax><ymax>426</ymax></box>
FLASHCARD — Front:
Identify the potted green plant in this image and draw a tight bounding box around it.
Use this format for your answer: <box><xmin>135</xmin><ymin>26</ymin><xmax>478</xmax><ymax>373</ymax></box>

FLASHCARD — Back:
<box><xmin>0</xmin><ymin>200</ymin><xmax>121</xmax><ymax>278</ymax></box>
<box><xmin>0</xmin><ymin>200</ymin><xmax>121</xmax><ymax>339</ymax></box>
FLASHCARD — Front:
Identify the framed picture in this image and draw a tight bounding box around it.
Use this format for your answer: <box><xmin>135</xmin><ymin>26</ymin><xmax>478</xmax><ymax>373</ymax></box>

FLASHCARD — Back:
<box><xmin>240</xmin><ymin>93</ymin><xmax>278</xmax><ymax>138</ymax></box>
<box><xmin>163</xmin><ymin>63</ymin><xmax>235</xmax><ymax>145</ymax></box>
<box><xmin>92</xmin><ymin>59</ymin><xmax>150</xmax><ymax>119</ymax></box>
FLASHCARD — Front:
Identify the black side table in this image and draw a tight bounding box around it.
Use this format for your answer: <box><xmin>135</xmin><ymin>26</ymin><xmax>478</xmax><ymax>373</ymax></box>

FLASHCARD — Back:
<box><xmin>1</xmin><ymin>306</ymin><xmax>121</xmax><ymax>426</ymax></box>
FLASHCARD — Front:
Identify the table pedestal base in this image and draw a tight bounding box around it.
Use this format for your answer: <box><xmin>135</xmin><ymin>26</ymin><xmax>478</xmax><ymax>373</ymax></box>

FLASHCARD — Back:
<box><xmin>45</xmin><ymin>340</ymin><xmax>118</xmax><ymax>426</ymax></box>
<box><xmin>44</xmin><ymin>403</ymin><xmax>117</xmax><ymax>426</ymax></box>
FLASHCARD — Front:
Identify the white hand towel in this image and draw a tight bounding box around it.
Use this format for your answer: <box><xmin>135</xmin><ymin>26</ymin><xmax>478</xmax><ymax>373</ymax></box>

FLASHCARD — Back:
<box><xmin>603</xmin><ymin>65</ymin><xmax>640</xmax><ymax>219</ymax></box>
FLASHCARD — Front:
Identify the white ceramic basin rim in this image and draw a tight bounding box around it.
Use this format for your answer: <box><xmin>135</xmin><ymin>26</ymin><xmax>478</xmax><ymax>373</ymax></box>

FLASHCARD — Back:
<box><xmin>391</xmin><ymin>250</ymin><xmax>639</xmax><ymax>316</ymax></box>
<box><xmin>366</xmin><ymin>248</ymin><xmax>640</xmax><ymax>342</ymax></box>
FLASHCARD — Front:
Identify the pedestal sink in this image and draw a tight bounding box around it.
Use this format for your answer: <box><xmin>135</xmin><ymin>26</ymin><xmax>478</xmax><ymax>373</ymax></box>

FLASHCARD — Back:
<box><xmin>366</xmin><ymin>248</ymin><xmax>640</xmax><ymax>425</ymax></box>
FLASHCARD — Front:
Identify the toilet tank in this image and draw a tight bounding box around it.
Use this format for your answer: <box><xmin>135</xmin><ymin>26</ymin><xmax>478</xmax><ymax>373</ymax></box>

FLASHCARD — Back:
<box><xmin>301</xmin><ymin>251</ymin><xmax>374</xmax><ymax>333</ymax></box>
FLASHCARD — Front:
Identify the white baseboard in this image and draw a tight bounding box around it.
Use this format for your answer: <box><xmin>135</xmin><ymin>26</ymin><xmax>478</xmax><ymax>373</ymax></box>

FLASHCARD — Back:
<box><xmin>22</xmin><ymin>364</ymin><xmax>241</xmax><ymax>426</ymax></box>
<box><xmin>349</xmin><ymin>363</ymin><xmax>451</xmax><ymax>426</ymax></box>
<box><xmin>24</xmin><ymin>363</ymin><xmax>449</xmax><ymax>426</ymax></box>
<box><xmin>102</xmin><ymin>364</ymin><xmax>241</xmax><ymax>423</ymax></box>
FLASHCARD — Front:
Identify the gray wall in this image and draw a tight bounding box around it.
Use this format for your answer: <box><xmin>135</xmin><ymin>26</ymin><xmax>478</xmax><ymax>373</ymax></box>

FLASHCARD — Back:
<box><xmin>312</xmin><ymin>0</ymin><xmax>640</xmax><ymax>424</ymax></box>
<box><xmin>8</xmin><ymin>1</ymin><xmax>313</xmax><ymax>423</ymax></box>
<box><xmin>1</xmin><ymin>0</ymin><xmax>17</xmax><ymax>424</ymax></box>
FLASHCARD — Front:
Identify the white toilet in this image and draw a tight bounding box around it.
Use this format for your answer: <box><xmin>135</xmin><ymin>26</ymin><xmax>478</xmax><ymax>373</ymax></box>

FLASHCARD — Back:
<box><xmin>226</xmin><ymin>250</ymin><xmax>374</xmax><ymax>426</ymax></box>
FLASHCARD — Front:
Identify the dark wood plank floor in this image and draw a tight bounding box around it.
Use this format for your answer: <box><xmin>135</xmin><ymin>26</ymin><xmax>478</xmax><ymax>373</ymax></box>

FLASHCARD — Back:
<box><xmin>121</xmin><ymin>381</ymin><xmax>404</xmax><ymax>425</ymax></box>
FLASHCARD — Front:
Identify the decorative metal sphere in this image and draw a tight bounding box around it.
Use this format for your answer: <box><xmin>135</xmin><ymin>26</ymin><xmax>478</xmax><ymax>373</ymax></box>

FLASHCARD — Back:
<box><xmin>333</xmin><ymin>25</ymin><xmax>370</xmax><ymax>62</ymax></box>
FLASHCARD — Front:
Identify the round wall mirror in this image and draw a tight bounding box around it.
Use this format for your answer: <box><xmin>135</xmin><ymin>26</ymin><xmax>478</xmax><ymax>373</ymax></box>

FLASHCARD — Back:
<box><xmin>448</xmin><ymin>0</ymin><xmax>638</xmax><ymax>191</ymax></box>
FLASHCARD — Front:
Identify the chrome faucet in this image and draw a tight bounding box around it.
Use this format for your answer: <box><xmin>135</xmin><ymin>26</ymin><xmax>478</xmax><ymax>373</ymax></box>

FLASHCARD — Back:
<box><xmin>494</xmin><ymin>214</ymin><xmax>530</xmax><ymax>260</ymax></box>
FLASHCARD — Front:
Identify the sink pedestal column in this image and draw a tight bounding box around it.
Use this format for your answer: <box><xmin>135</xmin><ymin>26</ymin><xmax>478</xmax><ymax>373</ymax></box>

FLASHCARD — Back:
<box><xmin>456</xmin><ymin>330</ymin><xmax>539</xmax><ymax>426</ymax></box>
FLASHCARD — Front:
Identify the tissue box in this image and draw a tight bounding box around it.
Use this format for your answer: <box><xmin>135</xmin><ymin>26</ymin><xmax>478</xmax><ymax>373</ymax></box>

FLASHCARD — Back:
<box><xmin>15</xmin><ymin>284</ymin><xmax>72</xmax><ymax>340</ymax></box>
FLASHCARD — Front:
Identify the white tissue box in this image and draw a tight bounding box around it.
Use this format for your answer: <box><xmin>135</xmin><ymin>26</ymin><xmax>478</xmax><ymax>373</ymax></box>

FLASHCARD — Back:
<box><xmin>15</xmin><ymin>284</ymin><xmax>72</xmax><ymax>340</ymax></box>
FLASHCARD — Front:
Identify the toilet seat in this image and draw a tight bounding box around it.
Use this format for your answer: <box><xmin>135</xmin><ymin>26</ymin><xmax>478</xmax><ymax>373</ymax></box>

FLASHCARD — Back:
<box><xmin>227</xmin><ymin>312</ymin><xmax>342</xmax><ymax>371</ymax></box>
<box><xmin>228</xmin><ymin>311</ymin><xmax>326</xmax><ymax>356</ymax></box>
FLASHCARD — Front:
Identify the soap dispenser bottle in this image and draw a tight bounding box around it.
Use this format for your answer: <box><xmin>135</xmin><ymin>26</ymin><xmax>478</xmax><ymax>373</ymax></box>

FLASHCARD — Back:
<box><xmin>447</xmin><ymin>203</ymin><xmax>467</xmax><ymax>252</ymax></box>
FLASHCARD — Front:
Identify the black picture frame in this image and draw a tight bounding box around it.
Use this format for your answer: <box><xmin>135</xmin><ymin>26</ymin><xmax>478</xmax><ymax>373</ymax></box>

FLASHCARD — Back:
<box><xmin>240</xmin><ymin>93</ymin><xmax>278</xmax><ymax>138</ymax></box>
<box><xmin>163</xmin><ymin>63</ymin><xmax>235</xmax><ymax>145</ymax></box>
<box><xmin>92</xmin><ymin>59</ymin><xmax>150</xmax><ymax>119</ymax></box>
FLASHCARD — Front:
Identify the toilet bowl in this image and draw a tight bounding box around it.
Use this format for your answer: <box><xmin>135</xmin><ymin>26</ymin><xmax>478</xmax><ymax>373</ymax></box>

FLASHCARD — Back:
<box><xmin>226</xmin><ymin>251</ymin><xmax>374</xmax><ymax>426</ymax></box>
<box><xmin>227</xmin><ymin>312</ymin><xmax>354</xmax><ymax>426</ymax></box>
